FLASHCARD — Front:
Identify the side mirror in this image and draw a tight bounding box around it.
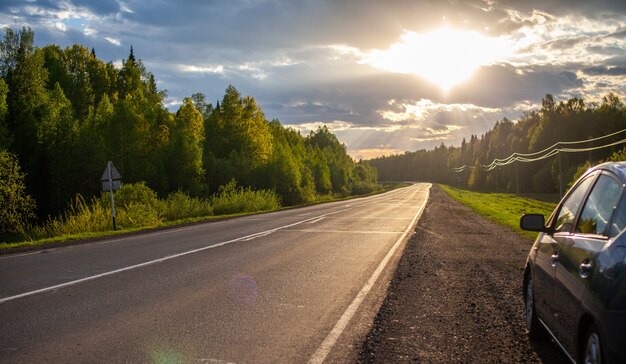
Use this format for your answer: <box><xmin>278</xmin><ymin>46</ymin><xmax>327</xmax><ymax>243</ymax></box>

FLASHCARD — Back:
<box><xmin>520</xmin><ymin>214</ymin><xmax>548</xmax><ymax>233</ymax></box>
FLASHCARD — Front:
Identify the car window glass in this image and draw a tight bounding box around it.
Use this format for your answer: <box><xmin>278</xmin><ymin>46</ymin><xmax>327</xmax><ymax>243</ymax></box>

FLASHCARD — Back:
<box><xmin>554</xmin><ymin>175</ymin><xmax>595</xmax><ymax>233</ymax></box>
<box><xmin>609</xmin><ymin>193</ymin><xmax>626</xmax><ymax>238</ymax></box>
<box><xmin>576</xmin><ymin>175</ymin><xmax>622</xmax><ymax>236</ymax></box>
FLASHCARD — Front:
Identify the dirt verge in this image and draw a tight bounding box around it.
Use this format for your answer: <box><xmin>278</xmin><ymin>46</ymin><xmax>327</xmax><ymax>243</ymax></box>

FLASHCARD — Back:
<box><xmin>358</xmin><ymin>185</ymin><xmax>569</xmax><ymax>363</ymax></box>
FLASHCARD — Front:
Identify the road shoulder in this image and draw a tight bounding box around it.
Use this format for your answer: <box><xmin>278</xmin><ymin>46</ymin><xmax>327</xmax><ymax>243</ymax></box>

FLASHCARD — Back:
<box><xmin>358</xmin><ymin>185</ymin><xmax>568</xmax><ymax>363</ymax></box>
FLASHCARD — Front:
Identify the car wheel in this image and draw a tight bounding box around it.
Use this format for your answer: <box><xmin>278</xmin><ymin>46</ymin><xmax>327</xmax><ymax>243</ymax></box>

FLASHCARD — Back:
<box><xmin>581</xmin><ymin>324</ymin><xmax>602</xmax><ymax>364</ymax></box>
<box><xmin>525</xmin><ymin>274</ymin><xmax>546</xmax><ymax>340</ymax></box>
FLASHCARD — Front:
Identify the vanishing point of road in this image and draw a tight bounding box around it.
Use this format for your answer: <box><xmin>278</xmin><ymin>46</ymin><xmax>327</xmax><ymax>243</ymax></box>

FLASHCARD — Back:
<box><xmin>0</xmin><ymin>183</ymin><xmax>430</xmax><ymax>363</ymax></box>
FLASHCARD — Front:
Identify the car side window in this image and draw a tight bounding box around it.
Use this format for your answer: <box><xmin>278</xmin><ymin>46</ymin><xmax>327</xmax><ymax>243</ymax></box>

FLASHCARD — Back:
<box><xmin>554</xmin><ymin>175</ymin><xmax>595</xmax><ymax>233</ymax></box>
<box><xmin>608</xmin><ymin>192</ymin><xmax>626</xmax><ymax>238</ymax></box>
<box><xmin>575</xmin><ymin>174</ymin><xmax>622</xmax><ymax>236</ymax></box>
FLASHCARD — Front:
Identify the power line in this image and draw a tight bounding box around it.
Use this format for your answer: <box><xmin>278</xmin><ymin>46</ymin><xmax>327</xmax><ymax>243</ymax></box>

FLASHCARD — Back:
<box><xmin>453</xmin><ymin>128</ymin><xmax>626</xmax><ymax>173</ymax></box>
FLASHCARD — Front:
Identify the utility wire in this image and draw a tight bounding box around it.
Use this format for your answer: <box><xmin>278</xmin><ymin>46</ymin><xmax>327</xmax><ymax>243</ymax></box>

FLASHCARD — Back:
<box><xmin>453</xmin><ymin>129</ymin><xmax>626</xmax><ymax>173</ymax></box>
<box><xmin>482</xmin><ymin>128</ymin><xmax>626</xmax><ymax>170</ymax></box>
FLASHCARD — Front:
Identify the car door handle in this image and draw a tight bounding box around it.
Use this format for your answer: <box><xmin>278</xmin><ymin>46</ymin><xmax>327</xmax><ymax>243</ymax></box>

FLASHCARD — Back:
<box><xmin>579</xmin><ymin>260</ymin><xmax>592</xmax><ymax>279</ymax></box>
<box><xmin>551</xmin><ymin>253</ymin><xmax>559</xmax><ymax>267</ymax></box>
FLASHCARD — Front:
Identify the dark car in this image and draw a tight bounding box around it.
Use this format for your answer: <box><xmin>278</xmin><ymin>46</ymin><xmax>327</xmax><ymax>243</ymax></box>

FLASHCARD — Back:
<box><xmin>521</xmin><ymin>161</ymin><xmax>626</xmax><ymax>364</ymax></box>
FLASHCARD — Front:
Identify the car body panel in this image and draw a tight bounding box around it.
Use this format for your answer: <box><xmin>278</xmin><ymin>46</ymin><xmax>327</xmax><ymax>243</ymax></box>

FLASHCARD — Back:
<box><xmin>522</xmin><ymin>162</ymin><xmax>626</xmax><ymax>363</ymax></box>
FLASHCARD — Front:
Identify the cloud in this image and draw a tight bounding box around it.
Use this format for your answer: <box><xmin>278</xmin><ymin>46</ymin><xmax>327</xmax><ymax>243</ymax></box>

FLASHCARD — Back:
<box><xmin>378</xmin><ymin>99</ymin><xmax>500</xmax><ymax>124</ymax></box>
<box><xmin>178</xmin><ymin>64</ymin><xmax>225</xmax><ymax>74</ymax></box>
<box><xmin>1</xmin><ymin>0</ymin><xmax>625</xmax><ymax>158</ymax></box>
<box><xmin>583</xmin><ymin>66</ymin><xmax>626</xmax><ymax>76</ymax></box>
<box><xmin>104</xmin><ymin>36</ymin><xmax>120</xmax><ymax>46</ymax></box>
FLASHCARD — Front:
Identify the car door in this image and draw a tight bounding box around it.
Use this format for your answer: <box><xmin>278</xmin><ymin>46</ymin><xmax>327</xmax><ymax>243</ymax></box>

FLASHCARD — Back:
<box><xmin>551</xmin><ymin>172</ymin><xmax>623</xmax><ymax>354</ymax></box>
<box><xmin>533</xmin><ymin>173</ymin><xmax>597</xmax><ymax>331</ymax></box>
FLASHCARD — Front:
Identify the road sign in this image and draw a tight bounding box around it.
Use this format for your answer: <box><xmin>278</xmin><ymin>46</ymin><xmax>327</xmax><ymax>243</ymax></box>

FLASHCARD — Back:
<box><xmin>102</xmin><ymin>180</ymin><xmax>122</xmax><ymax>191</ymax></box>
<box><xmin>101</xmin><ymin>163</ymin><xmax>122</xmax><ymax>183</ymax></box>
<box><xmin>101</xmin><ymin>161</ymin><xmax>122</xmax><ymax>230</ymax></box>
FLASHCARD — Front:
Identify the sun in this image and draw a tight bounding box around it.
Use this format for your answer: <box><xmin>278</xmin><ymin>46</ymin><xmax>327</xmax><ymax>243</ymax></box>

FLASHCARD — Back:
<box><xmin>363</xmin><ymin>28</ymin><xmax>509</xmax><ymax>91</ymax></box>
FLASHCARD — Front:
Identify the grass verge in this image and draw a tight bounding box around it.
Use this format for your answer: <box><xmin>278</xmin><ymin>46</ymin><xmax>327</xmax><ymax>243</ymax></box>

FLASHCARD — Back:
<box><xmin>439</xmin><ymin>184</ymin><xmax>558</xmax><ymax>239</ymax></box>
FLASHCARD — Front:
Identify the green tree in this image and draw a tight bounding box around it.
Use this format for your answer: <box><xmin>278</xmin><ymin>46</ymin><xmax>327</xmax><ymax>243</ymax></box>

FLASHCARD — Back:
<box><xmin>37</xmin><ymin>83</ymin><xmax>79</xmax><ymax>214</ymax></box>
<box><xmin>204</xmin><ymin>85</ymin><xmax>273</xmax><ymax>189</ymax></box>
<box><xmin>166</xmin><ymin>97</ymin><xmax>205</xmax><ymax>194</ymax></box>
<box><xmin>0</xmin><ymin>78</ymin><xmax>9</xmax><ymax>147</ymax></box>
<box><xmin>0</xmin><ymin>148</ymin><xmax>36</xmax><ymax>235</ymax></box>
<box><xmin>306</xmin><ymin>126</ymin><xmax>353</xmax><ymax>194</ymax></box>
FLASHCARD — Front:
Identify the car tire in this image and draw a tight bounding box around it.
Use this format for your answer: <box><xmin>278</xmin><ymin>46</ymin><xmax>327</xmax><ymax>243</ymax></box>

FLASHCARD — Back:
<box><xmin>525</xmin><ymin>274</ymin><xmax>546</xmax><ymax>340</ymax></box>
<box><xmin>580</xmin><ymin>323</ymin><xmax>603</xmax><ymax>364</ymax></box>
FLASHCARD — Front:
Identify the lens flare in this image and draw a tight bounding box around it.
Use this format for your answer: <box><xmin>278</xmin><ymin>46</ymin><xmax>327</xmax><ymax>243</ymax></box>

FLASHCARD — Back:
<box><xmin>228</xmin><ymin>273</ymin><xmax>259</xmax><ymax>304</ymax></box>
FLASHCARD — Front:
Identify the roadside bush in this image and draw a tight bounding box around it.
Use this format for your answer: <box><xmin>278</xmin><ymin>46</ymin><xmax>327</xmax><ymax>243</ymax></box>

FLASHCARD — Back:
<box><xmin>161</xmin><ymin>190</ymin><xmax>213</xmax><ymax>221</ymax></box>
<box><xmin>111</xmin><ymin>182</ymin><xmax>159</xmax><ymax>210</ymax></box>
<box><xmin>0</xmin><ymin>149</ymin><xmax>36</xmax><ymax>236</ymax></box>
<box><xmin>33</xmin><ymin>194</ymin><xmax>111</xmax><ymax>238</ymax></box>
<box><xmin>212</xmin><ymin>180</ymin><xmax>281</xmax><ymax>215</ymax></box>
<box><xmin>116</xmin><ymin>203</ymin><xmax>162</xmax><ymax>229</ymax></box>
<box><xmin>99</xmin><ymin>182</ymin><xmax>162</xmax><ymax>228</ymax></box>
<box><xmin>608</xmin><ymin>146</ymin><xmax>626</xmax><ymax>161</ymax></box>
<box><xmin>351</xmin><ymin>181</ymin><xmax>380</xmax><ymax>195</ymax></box>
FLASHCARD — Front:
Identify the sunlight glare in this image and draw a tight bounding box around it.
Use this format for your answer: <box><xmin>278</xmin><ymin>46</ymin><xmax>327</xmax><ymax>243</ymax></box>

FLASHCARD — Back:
<box><xmin>363</xmin><ymin>28</ymin><xmax>509</xmax><ymax>91</ymax></box>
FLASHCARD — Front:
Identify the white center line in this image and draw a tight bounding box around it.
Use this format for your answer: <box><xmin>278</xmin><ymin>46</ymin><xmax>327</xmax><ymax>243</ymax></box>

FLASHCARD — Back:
<box><xmin>0</xmin><ymin>207</ymin><xmax>355</xmax><ymax>305</ymax></box>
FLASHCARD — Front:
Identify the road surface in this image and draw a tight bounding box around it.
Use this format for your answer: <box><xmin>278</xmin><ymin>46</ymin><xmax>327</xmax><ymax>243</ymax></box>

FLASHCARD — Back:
<box><xmin>0</xmin><ymin>183</ymin><xmax>430</xmax><ymax>363</ymax></box>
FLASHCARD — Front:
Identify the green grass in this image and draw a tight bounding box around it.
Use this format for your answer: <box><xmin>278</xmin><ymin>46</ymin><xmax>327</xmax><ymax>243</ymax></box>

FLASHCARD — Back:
<box><xmin>439</xmin><ymin>184</ymin><xmax>558</xmax><ymax>239</ymax></box>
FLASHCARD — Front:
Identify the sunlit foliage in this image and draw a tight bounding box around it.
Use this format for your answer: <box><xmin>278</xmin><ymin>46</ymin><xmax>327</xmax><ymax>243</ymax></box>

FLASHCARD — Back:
<box><xmin>0</xmin><ymin>27</ymin><xmax>378</xmax><ymax>234</ymax></box>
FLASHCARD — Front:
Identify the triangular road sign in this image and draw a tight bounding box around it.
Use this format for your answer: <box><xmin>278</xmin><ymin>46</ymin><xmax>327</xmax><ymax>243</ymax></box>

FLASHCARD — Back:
<box><xmin>101</xmin><ymin>161</ymin><xmax>122</xmax><ymax>181</ymax></box>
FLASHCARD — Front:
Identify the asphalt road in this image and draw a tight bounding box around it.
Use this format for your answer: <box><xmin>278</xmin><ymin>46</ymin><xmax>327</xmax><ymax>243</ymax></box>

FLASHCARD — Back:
<box><xmin>0</xmin><ymin>183</ymin><xmax>430</xmax><ymax>363</ymax></box>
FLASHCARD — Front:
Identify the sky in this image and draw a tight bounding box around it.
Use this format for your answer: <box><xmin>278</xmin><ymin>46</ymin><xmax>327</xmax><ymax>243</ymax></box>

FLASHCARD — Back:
<box><xmin>1</xmin><ymin>0</ymin><xmax>625</xmax><ymax>160</ymax></box>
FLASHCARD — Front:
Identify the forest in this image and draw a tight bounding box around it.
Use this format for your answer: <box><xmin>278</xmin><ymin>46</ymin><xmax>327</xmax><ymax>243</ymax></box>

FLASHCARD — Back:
<box><xmin>0</xmin><ymin>27</ymin><xmax>378</xmax><ymax>237</ymax></box>
<box><xmin>370</xmin><ymin>93</ymin><xmax>626</xmax><ymax>194</ymax></box>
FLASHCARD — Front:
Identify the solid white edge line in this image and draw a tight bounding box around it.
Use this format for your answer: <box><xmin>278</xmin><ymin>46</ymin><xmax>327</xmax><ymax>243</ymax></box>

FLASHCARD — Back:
<box><xmin>0</xmin><ymin>207</ymin><xmax>355</xmax><ymax>305</ymax></box>
<box><xmin>308</xmin><ymin>183</ymin><xmax>431</xmax><ymax>364</ymax></box>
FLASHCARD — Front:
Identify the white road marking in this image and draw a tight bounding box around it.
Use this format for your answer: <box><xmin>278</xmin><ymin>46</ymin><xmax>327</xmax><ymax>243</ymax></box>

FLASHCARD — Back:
<box><xmin>323</xmin><ymin>217</ymin><xmax>411</xmax><ymax>220</ymax></box>
<box><xmin>240</xmin><ymin>230</ymin><xmax>276</xmax><ymax>241</ymax></box>
<box><xmin>307</xmin><ymin>217</ymin><xmax>324</xmax><ymax>224</ymax></box>
<box><xmin>0</xmin><ymin>249</ymin><xmax>57</xmax><ymax>259</ymax></box>
<box><xmin>286</xmin><ymin>229</ymin><xmax>403</xmax><ymax>234</ymax></box>
<box><xmin>308</xmin><ymin>183</ymin><xmax>431</xmax><ymax>364</ymax></box>
<box><xmin>0</xmin><ymin>207</ymin><xmax>355</xmax><ymax>305</ymax></box>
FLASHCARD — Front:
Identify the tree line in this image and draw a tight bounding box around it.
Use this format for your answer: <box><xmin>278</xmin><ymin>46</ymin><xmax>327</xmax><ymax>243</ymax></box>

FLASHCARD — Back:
<box><xmin>370</xmin><ymin>93</ymin><xmax>626</xmax><ymax>193</ymax></box>
<box><xmin>0</xmin><ymin>27</ymin><xmax>378</xmax><ymax>235</ymax></box>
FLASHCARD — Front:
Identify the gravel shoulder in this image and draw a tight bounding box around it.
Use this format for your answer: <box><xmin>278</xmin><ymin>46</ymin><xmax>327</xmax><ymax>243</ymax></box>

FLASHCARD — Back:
<box><xmin>358</xmin><ymin>185</ymin><xmax>569</xmax><ymax>363</ymax></box>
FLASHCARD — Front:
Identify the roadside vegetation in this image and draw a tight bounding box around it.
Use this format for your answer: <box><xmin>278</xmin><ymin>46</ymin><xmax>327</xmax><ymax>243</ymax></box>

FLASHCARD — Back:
<box><xmin>441</xmin><ymin>147</ymin><xmax>626</xmax><ymax>238</ymax></box>
<box><xmin>0</xmin><ymin>27</ymin><xmax>380</xmax><ymax>249</ymax></box>
<box><xmin>439</xmin><ymin>184</ymin><xmax>557</xmax><ymax>239</ymax></box>
<box><xmin>371</xmin><ymin>94</ymin><xmax>626</xmax><ymax>195</ymax></box>
<box><xmin>0</xmin><ymin>181</ymin><xmax>279</xmax><ymax>250</ymax></box>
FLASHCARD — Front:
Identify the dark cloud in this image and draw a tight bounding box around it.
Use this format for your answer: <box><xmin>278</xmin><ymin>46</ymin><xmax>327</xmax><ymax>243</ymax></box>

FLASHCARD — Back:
<box><xmin>582</xmin><ymin>66</ymin><xmax>626</xmax><ymax>76</ymax></box>
<box><xmin>71</xmin><ymin>0</ymin><xmax>120</xmax><ymax>15</ymax></box>
<box><xmin>451</xmin><ymin>64</ymin><xmax>583</xmax><ymax>108</ymax></box>
<box><xmin>545</xmin><ymin>36</ymin><xmax>587</xmax><ymax>51</ymax></box>
<box><xmin>0</xmin><ymin>0</ymin><xmax>60</xmax><ymax>13</ymax></box>
<box><xmin>610</xmin><ymin>28</ymin><xmax>626</xmax><ymax>38</ymax></box>
<box><xmin>586</xmin><ymin>45</ymin><xmax>624</xmax><ymax>56</ymax></box>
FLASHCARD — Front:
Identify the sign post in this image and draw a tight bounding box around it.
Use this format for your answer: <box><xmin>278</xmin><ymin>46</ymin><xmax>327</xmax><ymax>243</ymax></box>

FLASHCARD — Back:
<box><xmin>101</xmin><ymin>161</ymin><xmax>122</xmax><ymax>230</ymax></box>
